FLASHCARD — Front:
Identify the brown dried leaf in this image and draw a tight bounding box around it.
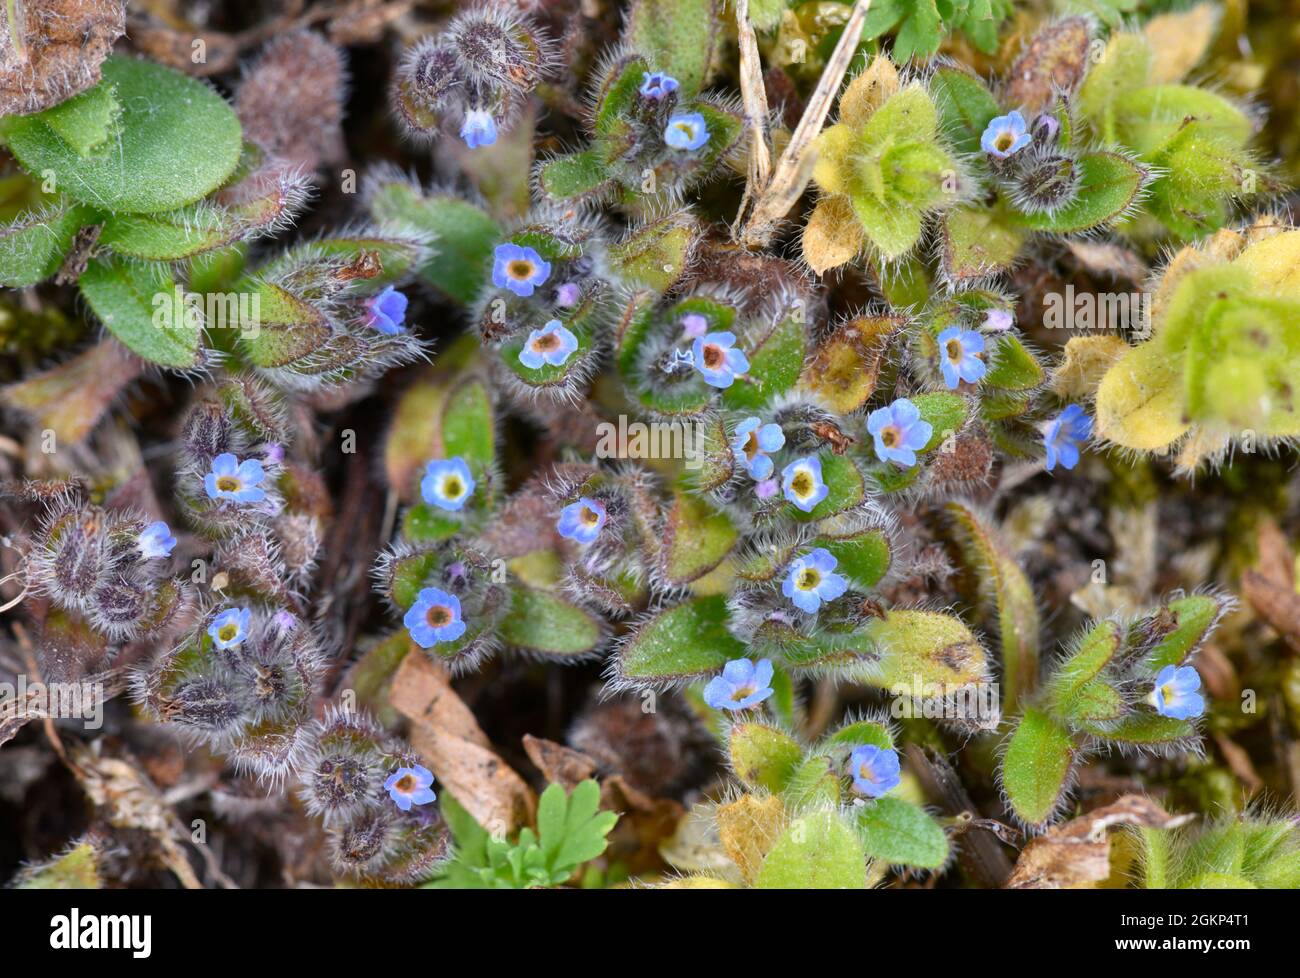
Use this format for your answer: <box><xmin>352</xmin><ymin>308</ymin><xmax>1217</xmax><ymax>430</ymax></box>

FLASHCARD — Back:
<box><xmin>838</xmin><ymin>55</ymin><xmax>899</xmax><ymax>128</ymax></box>
<box><xmin>522</xmin><ymin>733</ymin><xmax>597</xmax><ymax>790</ymax></box>
<box><xmin>1006</xmin><ymin>794</ymin><xmax>1191</xmax><ymax>889</ymax></box>
<box><xmin>0</xmin><ymin>0</ymin><xmax>125</xmax><ymax>115</ymax></box>
<box><xmin>1</xmin><ymin>338</ymin><xmax>144</xmax><ymax>445</ymax></box>
<box><xmin>801</xmin><ymin>195</ymin><xmax>863</xmax><ymax>275</ymax></box>
<box><xmin>1241</xmin><ymin>521</ymin><xmax>1300</xmax><ymax>644</ymax></box>
<box><xmin>389</xmin><ymin>653</ymin><xmax>534</xmax><ymax>836</ymax></box>
<box><xmin>1004</xmin><ymin>17</ymin><xmax>1092</xmax><ymax>115</ymax></box>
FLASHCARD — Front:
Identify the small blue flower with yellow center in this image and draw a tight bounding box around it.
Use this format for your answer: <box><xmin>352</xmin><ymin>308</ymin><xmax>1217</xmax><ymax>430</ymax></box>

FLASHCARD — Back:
<box><xmin>492</xmin><ymin>243</ymin><xmax>551</xmax><ymax>297</ymax></box>
<box><xmin>848</xmin><ymin>744</ymin><xmax>901</xmax><ymax>798</ymax></box>
<box><xmin>731</xmin><ymin>417</ymin><xmax>784</xmax><ymax>480</ymax></box>
<box><xmin>664</xmin><ymin>112</ymin><xmax>710</xmax><ymax>151</ymax></box>
<box><xmin>782</xmin><ymin>548</ymin><xmax>848</xmax><ymax>614</ymax></box>
<box><xmin>703</xmin><ymin>657</ymin><xmax>774</xmax><ymax>711</ymax></box>
<box><xmin>404</xmin><ymin>587</ymin><xmax>466</xmax><ymax>647</ymax></box>
<box><xmin>385</xmin><ymin>765</ymin><xmax>437</xmax><ymax>811</ymax></box>
<box><xmin>1148</xmin><ymin>664</ymin><xmax>1205</xmax><ymax>720</ymax></box>
<box><xmin>781</xmin><ymin>455</ymin><xmax>829</xmax><ymax>513</ymax></box>
<box><xmin>981</xmin><ymin>110</ymin><xmax>1031</xmax><ymax>158</ymax></box>
<box><xmin>460</xmin><ymin>108</ymin><xmax>498</xmax><ymax>149</ymax></box>
<box><xmin>421</xmin><ymin>457</ymin><xmax>476</xmax><ymax>511</ymax></box>
<box><xmin>204</xmin><ymin>453</ymin><xmax>267</xmax><ymax>504</ymax></box>
<box><xmin>519</xmin><ymin>320</ymin><xmax>578</xmax><ymax>370</ymax></box>
<box><xmin>1043</xmin><ymin>404</ymin><xmax>1092</xmax><ymax>472</ymax></box>
<box><xmin>366</xmin><ymin>286</ymin><xmax>408</xmax><ymax>335</ymax></box>
<box><xmin>867</xmin><ymin>398</ymin><xmax>932</xmax><ymax>468</ymax></box>
<box><xmin>557</xmin><ymin>496</ymin><xmax>607</xmax><ymax>545</ymax></box>
<box><xmin>936</xmin><ymin>327</ymin><xmax>986</xmax><ymax>389</ymax></box>
<box><xmin>138</xmin><ymin>521</ymin><xmax>176</xmax><ymax>559</ymax></box>
<box><xmin>692</xmin><ymin>331</ymin><xmax>749</xmax><ymax>388</ymax></box>
<box><xmin>208</xmin><ymin>607</ymin><xmax>251</xmax><ymax>650</ymax></box>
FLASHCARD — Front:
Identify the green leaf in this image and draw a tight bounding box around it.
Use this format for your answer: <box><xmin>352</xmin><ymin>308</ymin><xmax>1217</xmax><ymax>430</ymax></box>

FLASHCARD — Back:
<box><xmin>984</xmin><ymin>334</ymin><xmax>1045</xmax><ymax>390</ymax></box>
<box><xmin>79</xmin><ymin>255</ymin><xmax>203</xmax><ymax>369</ymax></box>
<box><xmin>891</xmin><ymin>0</ymin><xmax>943</xmax><ymax>61</ymax></box>
<box><xmin>661</xmin><ymin>491</ymin><xmax>738</xmax><ymax>585</ymax></box>
<box><xmin>932</xmin><ymin>67</ymin><xmax>1000</xmax><ymax>155</ymax></box>
<box><xmin>38</xmin><ymin>83</ymin><xmax>121</xmax><ymax>157</ymax></box>
<box><xmin>755</xmin><ymin>811</ymin><xmax>867</xmax><ymax>889</ymax></box>
<box><xmin>823</xmin><ymin>718</ymin><xmax>893</xmax><ymax>751</ymax></box>
<box><xmin>721</xmin><ymin>313</ymin><xmax>807</xmax><ymax>410</ymax></box>
<box><xmin>13</xmin><ymin>842</ymin><xmax>102</xmax><ymax>889</ymax></box>
<box><xmin>856</xmin><ymin>797</ymin><xmax>949</xmax><ymax>869</ymax></box>
<box><xmin>500</xmin><ymin>586</ymin><xmax>603</xmax><ymax>657</ymax></box>
<box><xmin>608</xmin><ymin>213</ymin><xmax>698</xmax><ymax>291</ymax></box>
<box><xmin>940</xmin><ymin>204</ymin><xmax>1026</xmax><ymax>284</ymax></box>
<box><xmin>99</xmin><ymin>203</ymin><xmax>240</xmax><ymax>261</ymax></box>
<box><xmin>911</xmin><ymin>391</ymin><xmax>968</xmax><ymax>452</ymax></box>
<box><xmin>1043</xmin><ymin>619</ymin><xmax>1122</xmax><ymax>714</ymax></box>
<box><xmin>539</xmin><ymin>150</ymin><xmax>612</xmax><ymax>202</ymax></box>
<box><xmin>1137</xmin><ymin>593</ymin><xmax>1225</xmax><ymax>670</ymax></box>
<box><xmin>3</xmin><ymin>57</ymin><xmax>242</xmax><ymax>214</ymax></box>
<box><xmin>369</xmin><ymin>183</ymin><xmax>502</xmax><ymax>304</ymax></box>
<box><xmin>867</xmin><ymin>609</ymin><xmax>990</xmax><ymax>692</ymax></box>
<box><xmin>235</xmin><ymin>280</ymin><xmax>331</xmax><ymax>368</ymax></box>
<box><xmin>1001</xmin><ymin>707</ymin><xmax>1075</xmax><ymax>825</ymax></box>
<box><xmin>624</xmin><ymin>0</ymin><xmax>720</xmax><ymax>97</ymax></box>
<box><xmin>820</xmin><ymin>526</ymin><xmax>892</xmax><ymax>589</ymax></box>
<box><xmin>1010</xmin><ymin>152</ymin><xmax>1147</xmax><ymax>233</ymax></box>
<box><xmin>440</xmin><ymin>378</ymin><xmax>496</xmax><ymax>472</ymax></box>
<box><xmin>729</xmin><ymin>721</ymin><xmax>803</xmax><ymax>792</ymax></box>
<box><xmin>538</xmin><ymin>780</ymin><xmax>619</xmax><ymax>875</ymax></box>
<box><xmin>617</xmin><ymin>594</ymin><xmax>746</xmax><ymax>683</ymax></box>
<box><xmin>791</xmin><ymin>453</ymin><xmax>865</xmax><ymax>522</ymax></box>
<box><xmin>0</xmin><ymin>199</ymin><xmax>93</xmax><ymax>288</ymax></box>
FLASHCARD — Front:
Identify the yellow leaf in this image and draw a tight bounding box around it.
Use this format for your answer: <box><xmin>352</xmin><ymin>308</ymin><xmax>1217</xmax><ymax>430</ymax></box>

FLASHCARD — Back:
<box><xmin>716</xmin><ymin>794</ymin><xmax>787</xmax><ymax>885</ymax></box>
<box><xmin>1144</xmin><ymin>3</ymin><xmax>1220</xmax><ymax>83</ymax></box>
<box><xmin>1051</xmin><ymin>335</ymin><xmax>1129</xmax><ymax>399</ymax></box>
<box><xmin>1231</xmin><ymin>229</ymin><xmax>1300</xmax><ymax>294</ymax></box>
<box><xmin>1095</xmin><ymin>342</ymin><xmax>1191</xmax><ymax>451</ymax></box>
<box><xmin>801</xmin><ymin>195</ymin><xmax>863</xmax><ymax>274</ymax></box>
<box><xmin>811</xmin><ymin>123</ymin><xmax>855</xmax><ymax>195</ymax></box>
<box><xmin>838</xmin><ymin>56</ymin><xmax>899</xmax><ymax>129</ymax></box>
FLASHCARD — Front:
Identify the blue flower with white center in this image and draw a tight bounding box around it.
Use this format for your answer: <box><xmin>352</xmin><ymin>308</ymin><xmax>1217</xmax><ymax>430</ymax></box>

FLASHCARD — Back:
<box><xmin>404</xmin><ymin>587</ymin><xmax>467</xmax><ymax>647</ymax></box>
<box><xmin>981</xmin><ymin>110</ymin><xmax>1032</xmax><ymax>158</ymax></box>
<box><xmin>664</xmin><ymin>111</ymin><xmax>710</xmax><ymax>151</ymax></box>
<box><xmin>518</xmin><ymin>319</ymin><xmax>578</xmax><ymax>370</ymax></box>
<box><xmin>138</xmin><ymin>521</ymin><xmax>176</xmax><ymax>559</ymax></box>
<box><xmin>204</xmin><ymin>453</ymin><xmax>267</xmax><ymax>504</ymax></box>
<box><xmin>782</xmin><ymin>548</ymin><xmax>849</xmax><ymax>614</ymax></box>
<box><xmin>937</xmin><ymin>327</ymin><xmax>987</xmax><ymax>389</ymax></box>
<box><xmin>208</xmin><ymin>607</ymin><xmax>251</xmax><ymax>650</ymax></box>
<box><xmin>421</xmin><ymin>457</ymin><xmax>476</xmax><ymax>511</ymax></box>
<box><xmin>492</xmin><ymin>243</ymin><xmax>551</xmax><ymax>297</ymax></box>
<box><xmin>691</xmin><ymin>331</ymin><xmax>749</xmax><ymax>388</ymax></box>
<box><xmin>385</xmin><ymin>765</ymin><xmax>437</xmax><ymax>811</ymax></box>
<box><xmin>731</xmin><ymin>417</ymin><xmax>785</xmax><ymax>480</ymax></box>
<box><xmin>703</xmin><ymin>657</ymin><xmax>775</xmax><ymax>712</ymax></box>
<box><xmin>640</xmin><ymin>71</ymin><xmax>679</xmax><ymax>100</ymax></box>
<box><xmin>781</xmin><ymin>455</ymin><xmax>829</xmax><ymax>513</ymax></box>
<box><xmin>1043</xmin><ymin>403</ymin><xmax>1092</xmax><ymax>472</ymax></box>
<box><xmin>557</xmin><ymin>496</ymin><xmax>607</xmax><ymax>545</ymax></box>
<box><xmin>848</xmin><ymin>744</ymin><xmax>901</xmax><ymax>798</ymax></box>
<box><xmin>867</xmin><ymin>398</ymin><xmax>932</xmax><ymax>468</ymax></box>
<box><xmin>459</xmin><ymin>108</ymin><xmax>498</xmax><ymax>149</ymax></box>
<box><xmin>1148</xmin><ymin>664</ymin><xmax>1205</xmax><ymax>720</ymax></box>
<box><xmin>365</xmin><ymin>286</ymin><xmax>408</xmax><ymax>335</ymax></box>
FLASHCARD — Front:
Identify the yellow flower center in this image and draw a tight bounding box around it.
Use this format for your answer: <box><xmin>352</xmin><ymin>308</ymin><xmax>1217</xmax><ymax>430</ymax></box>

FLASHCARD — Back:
<box><xmin>730</xmin><ymin>684</ymin><xmax>755</xmax><ymax>702</ymax></box>
<box><xmin>701</xmin><ymin>343</ymin><xmax>724</xmax><ymax>369</ymax></box>
<box><xmin>946</xmin><ymin>339</ymin><xmax>963</xmax><ymax>361</ymax></box>
<box><xmin>790</xmin><ymin>471</ymin><xmax>814</xmax><ymax>498</ymax></box>
<box><xmin>797</xmin><ymin>568</ymin><xmax>821</xmax><ymax>591</ymax></box>
<box><xmin>442</xmin><ymin>476</ymin><xmax>464</xmax><ymax>499</ymax></box>
<box><xmin>426</xmin><ymin>605</ymin><xmax>452</xmax><ymax>628</ymax></box>
<box><xmin>394</xmin><ymin>773</ymin><xmax>416</xmax><ymax>793</ymax></box>
<box><xmin>580</xmin><ymin>505</ymin><xmax>601</xmax><ymax>526</ymax></box>
<box><xmin>508</xmin><ymin>259</ymin><xmax>535</xmax><ymax>280</ymax></box>
<box><xmin>995</xmin><ymin>130</ymin><xmax>1015</xmax><ymax>152</ymax></box>
<box><xmin>216</xmin><ymin>475</ymin><xmax>241</xmax><ymax>492</ymax></box>
<box><xmin>532</xmin><ymin>331</ymin><xmax>560</xmax><ymax>352</ymax></box>
<box><xmin>218</xmin><ymin>623</ymin><xmax>238</xmax><ymax>642</ymax></box>
<box><xmin>743</xmin><ymin>431</ymin><xmax>760</xmax><ymax>460</ymax></box>
<box><xmin>880</xmin><ymin>425</ymin><xmax>900</xmax><ymax>448</ymax></box>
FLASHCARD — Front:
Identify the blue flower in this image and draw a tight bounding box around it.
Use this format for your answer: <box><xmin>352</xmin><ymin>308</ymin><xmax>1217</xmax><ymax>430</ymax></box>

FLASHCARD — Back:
<box><xmin>848</xmin><ymin>744</ymin><xmax>901</xmax><ymax>798</ymax></box>
<box><xmin>385</xmin><ymin>765</ymin><xmax>437</xmax><ymax>811</ymax></box>
<box><xmin>867</xmin><ymin>398</ymin><xmax>933</xmax><ymax>468</ymax></box>
<box><xmin>557</xmin><ymin>496</ymin><xmax>607</xmax><ymax>545</ymax></box>
<box><xmin>1043</xmin><ymin>403</ymin><xmax>1092</xmax><ymax>472</ymax></box>
<box><xmin>366</xmin><ymin>286</ymin><xmax>408</xmax><ymax>335</ymax></box>
<box><xmin>781</xmin><ymin>456</ymin><xmax>829</xmax><ymax>513</ymax></box>
<box><xmin>981</xmin><ymin>110</ymin><xmax>1032</xmax><ymax>158</ymax></box>
<box><xmin>1148</xmin><ymin>664</ymin><xmax>1205</xmax><ymax>720</ymax></box>
<box><xmin>460</xmin><ymin>108</ymin><xmax>498</xmax><ymax>149</ymax></box>
<box><xmin>404</xmin><ymin>587</ymin><xmax>467</xmax><ymax>647</ymax></box>
<box><xmin>664</xmin><ymin>112</ymin><xmax>710</xmax><ymax>151</ymax></box>
<box><xmin>731</xmin><ymin>417</ymin><xmax>785</xmax><ymax>480</ymax></box>
<box><xmin>519</xmin><ymin>319</ymin><xmax>578</xmax><ymax>370</ymax></box>
<box><xmin>492</xmin><ymin>243</ymin><xmax>551</xmax><ymax>297</ymax></box>
<box><xmin>138</xmin><ymin>521</ymin><xmax>176</xmax><ymax>559</ymax></box>
<box><xmin>208</xmin><ymin>607</ymin><xmax>251</xmax><ymax>650</ymax></box>
<box><xmin>691</xmin><ymin>331</ymin><xmax>749</xmax><ymax>389</ymax></box>
<box><xmin>204</xmin><ymin>453</ymin><xmax>267</xmax><ymax>504</ymax></box>
<box><xmin>639</xmin><ymin>71</ymin><xmax>679</xmax><ymax>100</ymax></box>
<box><xmin>703</xmin><ymin>658</ymin><xmax>774</xmax><ymax>711</ymax></box>
<box><xmin>782</xmin><ymin>548</ymin><xmax>849</xmax><ymax>614</ymax></box>
<box><xmin>421</xmin><ymin>457</ymin><xmax>476</xmax><ymax>511</ymax></box>
<box><xmin>936</xmin><ymin>327</ymin><xmax>987</xmax><ymax>389</ymax></box>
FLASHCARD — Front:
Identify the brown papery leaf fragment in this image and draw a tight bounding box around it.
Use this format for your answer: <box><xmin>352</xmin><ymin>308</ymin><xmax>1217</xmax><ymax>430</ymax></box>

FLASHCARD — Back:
<box><xmin>1004</xmin><ymin>17</ymin><xmax>1091</xmax><ymax>115</ymax></box>
<box><xmin>522</xmin><ymin>733</ymin><xmax>598</xmax><ymax>789</ymax></box>
<box><xmin>1</xmin><ymin>338</ymin><xmax>144</xmax><ymax>446</ymax></box>
<box><xmin>389</xmin><ymin>653</ymin><xmax>535</xmax><ymax>836</ymax></box>
<box><xmin>0</xmin><ymin>0</ymin><xmax>125</xmax><ymax>115</ymax></box>
<box><xmin>1005</xmin><ymin>795</ymin><xmax>1192</xmax><ymax>889</ymax></box>
<box><xmin>1241</xmin><ymin>520</ymin><xmax>1300</xmax><ymax>647</ymax></box>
